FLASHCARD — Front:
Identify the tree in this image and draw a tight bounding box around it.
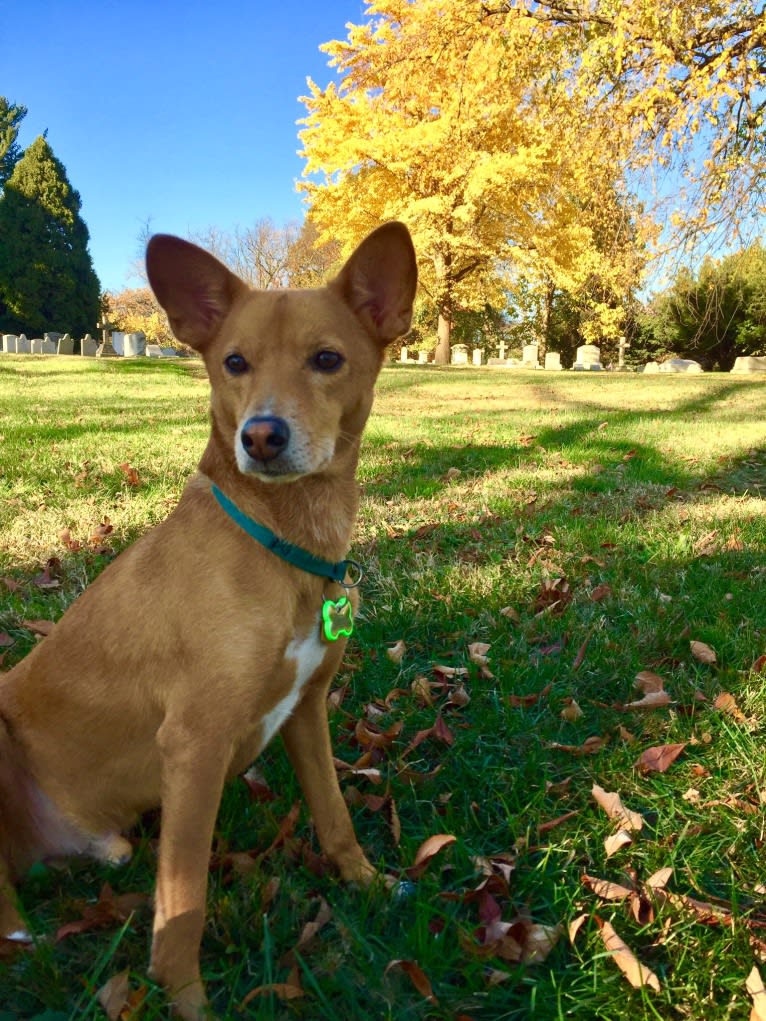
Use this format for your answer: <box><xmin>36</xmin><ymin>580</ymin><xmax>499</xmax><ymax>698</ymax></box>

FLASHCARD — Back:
<box><xmin>299</xmin><ymin>0</ymin><xmax>642</xmax><ymax>363</ymax></box>
<box><xmin>0</xmin><ymin>97</ymin><xmax>27</xmax><ymax>187</ymax></box>
<box><xmin>0</xmin><ymin>136</ymin><xmax>100</xmax><ymax>336</ymax></box>
<box><xmin>106</xmin><ymin>287</ymin><xmax>175</xmax><ymax>347</ymax></box>
<box><xmin>636</xmin><ymin>242</ymin><xmax>766</xmax><ymax>369</ymax></box>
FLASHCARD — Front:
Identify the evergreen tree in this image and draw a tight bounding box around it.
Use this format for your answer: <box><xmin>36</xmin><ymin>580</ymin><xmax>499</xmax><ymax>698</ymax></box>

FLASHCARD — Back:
<box><xmin>0</xmin><ymin>97</ymin><xmax>27</xmax><ymax>186</ymax></box>
<box><xmin>0</xmin><ymin>135</ymin><xmax>100</xmax><ymax>335</ymax></box>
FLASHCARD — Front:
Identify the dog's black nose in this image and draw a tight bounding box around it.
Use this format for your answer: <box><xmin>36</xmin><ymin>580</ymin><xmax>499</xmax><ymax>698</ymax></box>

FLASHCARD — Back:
<box><xmin>240</xmin><ymin>416</ymin><xmax>290</xmax><ymax>462</ymax></box>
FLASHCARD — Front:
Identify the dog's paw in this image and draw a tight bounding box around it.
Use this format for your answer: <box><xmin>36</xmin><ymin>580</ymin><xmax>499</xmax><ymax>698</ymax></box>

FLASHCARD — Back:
<box><xmin>90</xmin><ymin>833</ymin><xmax>133</xmax><ymax>866</ymax></box>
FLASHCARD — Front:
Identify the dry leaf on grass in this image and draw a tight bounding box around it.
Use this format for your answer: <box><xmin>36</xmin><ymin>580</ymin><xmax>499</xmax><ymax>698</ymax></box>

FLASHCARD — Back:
<box><xmin>634</xmin><ymin>670</ymin><xmax>667</xmax><ymax>693</ymax></box>
<box><xmin>406</xmin><ymin>833</ymin><xmax>457</xmax><ymax>879</ymax></box>
<box><xmin>747</xmin><ymin>966</ymin><xmax>766</xmax><ymax>1021</ymax></box>
<box><xmin>582</xmin><ymin>875</ymin><xmax>634</xmax><ymax>901</ymax></box>
<box><xmin>625</xmin><ymin>690</ymin><xmax>673</xmax><ymax>710</ymax></box>
<box><xmin>690</xmin><ymin>640</ymin><xmax>717</xmax><ymax>665</ymax></box>
<box><xmin>595</xmin><ymin>916</ymin><xmax>660</xmax><ymax>992</ymax></box>
<box><xmin>242</xmin><ymin>965</ymin><xmax>304</xmax><ymax>1005</ymax></box>
<box><xmin>386</xmin><ymin>639</ymin><xmax>406</xmax><ymax>664</ymax></box>
<box><xmin>568</xmin><ymin>913</ymin><xmax>589</xmax><ymax>943</ymax></box>
<box><xmin>21</xmin><ymin>619</ymin><xmax>55</xmax><ymax>637</ymax></box>
<box><xmin>560</xmin><ymin>698</ymin><xmax>584</xmax><ymax>722</ymax></box>
<box><xmin>385</xmin><ymin>960</ymin><xmax>438</xmax><ymax>1003</ymax></box>
<box><xmin>548</xmin><ymin>735</ymin><xmax>606</xmax><ymax>756</ymax></box>
<box><xmin>636</xmin><ymin>743</ymin><xmax>686</xmax><ymax>774</ymax></box>
<box><xmin>591</xmin><ymin>785</ymin><xmax>644</xmax><ymax>832</ymax></box>
<box><xmin>604</xmin><ymin>830</ymin><xmax>634</xmax><ymax>857</ymax></box>
<box><xmin>96</xmin><ymin>970</ymin><xmax>130</xmax><ymax>1021</ymax></box>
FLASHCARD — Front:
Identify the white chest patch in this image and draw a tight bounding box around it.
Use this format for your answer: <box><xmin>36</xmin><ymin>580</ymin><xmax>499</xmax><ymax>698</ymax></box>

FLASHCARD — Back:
<box><xmin>259</xmin><ymin>623</ymin><xmax>327</xmax><ymax>750</ymax></box>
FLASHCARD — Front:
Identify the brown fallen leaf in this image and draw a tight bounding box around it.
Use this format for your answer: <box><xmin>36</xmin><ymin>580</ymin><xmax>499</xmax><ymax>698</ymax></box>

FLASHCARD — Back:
<box><xmin>591</xmin><ymin>785</ymin><xmax>644</xmax><ymax>832</ymax></box>
<box><xmin>560</xmin><ymin>698</ymin><xmax>584</xmax><ymax>722</ymax></box>
<box><xmin>281</xmin><ymin>898</ymin><xmax>332</xmax><ymax>966</ymax></box>
<box><xmin>96</xmin><ymin>970</ymin><xmax>130</xmax><ymax>1021</ymax></box>
<box><xmin>406</xmin><ymin>833</ymin><xmax>457</xmax><ymax>879</ymax></box>
<box><xmin>55</xmin><ymin>884</ymin><xmax>149</xmax><ymax>942</ymax></box>
<box><xmin>582</xmin><ymin>874</ymin><xmax>633</xmax><ymax>901</ymax></box>
<box><xmin>242</xmin><ymin>965</ymin><xmax>304</xmax><ymax>1005</ymax></box>
<box><xmin>751</xmin><ymin>654</ymin><xmax>766</xmax><ymax>675</ymax></box>
<box><xmin>690</xmin><ymin>640</ymin><xmax>717</xmax><ymax>665</ymax></box>
<box><xmin>634</xmin><ymin>670</ymin><xmax>667</xmax><ymax>694</ymax></box>
<box><xmin>509</xmin><ymin>683</ymin><xmax>552</xmax><ymax>708</ymax></box>
<box><xmin>746</xmin><ymin>966</ymin><xmax>766</xmax><ymax>1021</ymax></box>
<box><xmin>500</xmin><ymin>606</ymin><xmax>520</xmax><ymax>623</ymax></box>
<box><xmin>595</xmin><ymin>916</ymin><xmax>660</xmax><ymax>992</ymax></box>
<box><xmin>385</xmin><ymin>959</ymin><xmax>438</xmax><ymax>1003</ymax></box>
<box><xmin>625</xmin><ymin>690</ymin><xmax>673</xmax><ymax>710</ymax></box>
<box><xmin>548</xmin><ymin>735</ymin><xmax>606</xmax><ymax>756</ymax></box>
<box><xmin>636</xmin><ymin>743</ymin><xmax>686</xmax><ymax>774</ymax></box>
<box><xmin>118</xmin><ymin>463</ymin><xmax>141</xmax><ymax>487</ymax></box>
<box><xmin>713</xmin><ymin>691</ymin><xmax>749</xmax><ymax>724</ymax></box>
<box><xmin>32</xmin><ymin>557</ymin><xmax>62</xmax><ymax>590</ymax></box>
<box><xmin>590</xmin><ymin>583</ymin><xmax>612</xmax><ymax>602</ymax></box>
<box><xmin>604</xmin><ymin>830</ymin><xmax>633</xmax><ymax>858</ymax></box>
<box><xmin>386</xmin><ymin>639</ymin><xmax>406</xmax><ymax>664</ymax></box>
<box><xmin>645</xmin><ymin>867</ymin><xmax>673</xmax><ymax>891</ymax></box>
<box><xmin>568</xmin><ymin>913</ymin><xmax>589</xmax><ymax>943</ymax></box>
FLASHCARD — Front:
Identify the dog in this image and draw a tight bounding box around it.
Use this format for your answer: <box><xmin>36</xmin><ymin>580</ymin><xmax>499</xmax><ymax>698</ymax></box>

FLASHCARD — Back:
<box><xmin>0</xmin><ymin>221</ymin><xmax>417</xmax><ymax>1018</ymax></box>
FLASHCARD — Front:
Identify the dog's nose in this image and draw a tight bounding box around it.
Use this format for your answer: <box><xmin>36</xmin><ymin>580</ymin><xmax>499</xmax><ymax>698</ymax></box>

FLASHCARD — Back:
<box><xmin>240</xmin><ymin>416</ymin><xmax>291</xmax><ymax>462</ymax></box>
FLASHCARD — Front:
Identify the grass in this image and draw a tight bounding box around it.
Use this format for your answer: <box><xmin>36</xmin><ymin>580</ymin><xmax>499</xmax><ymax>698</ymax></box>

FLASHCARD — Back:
<box><xmin>1</xmin><ymin>355</ymin><xmax>765</xmax><ymax>1020</ymax></box>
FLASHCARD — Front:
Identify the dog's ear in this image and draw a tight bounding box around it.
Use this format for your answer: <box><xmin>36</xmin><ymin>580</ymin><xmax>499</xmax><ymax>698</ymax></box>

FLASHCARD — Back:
<box><xmin>146</xmin><ymin>235</ymin><xmax>247</xmax><ymax>351</ymax></box>
<box><xmin>331</xmin><ymin>222</ymin><xmax>417</xmax><ymax>345</ymax></box>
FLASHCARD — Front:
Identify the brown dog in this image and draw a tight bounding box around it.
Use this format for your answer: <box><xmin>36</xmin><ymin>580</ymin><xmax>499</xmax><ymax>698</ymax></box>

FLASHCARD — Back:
<box><xmin>0</xmin><ymin>222</ymin><xmax>417</xmax><ymax>1018</ymax></box>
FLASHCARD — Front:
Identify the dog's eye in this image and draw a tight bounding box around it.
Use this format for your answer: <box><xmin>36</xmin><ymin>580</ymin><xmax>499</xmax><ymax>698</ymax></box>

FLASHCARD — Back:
<box><xmin>310</xmin><ymin>349</ymin><xmax>345</xmax><ymax>373</ymax></box>
<box><xmin>224</xmin><ymin>353</ymin><xmax>249</xmax><ymax>375</ymax></box>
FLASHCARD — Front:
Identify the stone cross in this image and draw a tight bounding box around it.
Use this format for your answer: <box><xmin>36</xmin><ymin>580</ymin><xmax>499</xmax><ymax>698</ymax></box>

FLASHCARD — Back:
<box><xmin>96</xmin><ymin>318</ymin><xmax>117</xmax><ymax>358</ymax></box>
<box><xmin>498</xmin><ymin>340</ymin><xmax>506</xmax><ymax>361</ymax></box>
<box><xmin>617</xmin><ymin>335</ymin><xmax>630</xmax><ymax>370</ymax></box>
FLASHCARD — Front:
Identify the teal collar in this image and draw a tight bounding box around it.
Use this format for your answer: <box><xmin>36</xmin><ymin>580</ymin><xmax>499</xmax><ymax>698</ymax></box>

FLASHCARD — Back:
<box><xmin>210</xmin><ymin>483</ymin><xmax>362</xmax><ymax>587</ymax></box>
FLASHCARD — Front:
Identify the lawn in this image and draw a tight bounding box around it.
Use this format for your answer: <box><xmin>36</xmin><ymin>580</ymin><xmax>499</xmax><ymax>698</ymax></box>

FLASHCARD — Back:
<box><xmin>1</xmin><ymin>355</ymin><xmax>765</xmax><ymax>1021</ymax></box>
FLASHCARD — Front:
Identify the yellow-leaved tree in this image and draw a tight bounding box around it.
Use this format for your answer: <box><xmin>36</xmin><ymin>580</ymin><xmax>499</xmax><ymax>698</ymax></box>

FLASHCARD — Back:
<box><xmin>299</xmin><ymin>0</ymin><xmax>646</xmax><ymax>362</ymax></box>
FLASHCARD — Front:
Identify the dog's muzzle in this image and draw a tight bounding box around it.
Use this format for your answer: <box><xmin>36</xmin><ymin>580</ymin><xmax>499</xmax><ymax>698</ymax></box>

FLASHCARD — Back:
<box><xmin>240</xmin><ymin>416</ymin><xmax>290</xmax><ymax>464</ymax></box>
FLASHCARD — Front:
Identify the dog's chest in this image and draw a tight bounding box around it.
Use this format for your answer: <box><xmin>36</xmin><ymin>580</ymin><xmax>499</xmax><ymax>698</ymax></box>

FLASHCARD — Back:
<box><xmin>259</xmin><ymin>625</ymin><xmax>327</xmax><ymax>748</ymax></box>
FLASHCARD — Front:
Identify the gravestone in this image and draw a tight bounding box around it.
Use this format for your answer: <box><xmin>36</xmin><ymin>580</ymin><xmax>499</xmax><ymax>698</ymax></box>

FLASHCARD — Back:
<box><xmin>418</xmin><ymin>351</ymin><xmax>428</xmax><ymax>364</ymax></box>
<box><xmin>160</xmin><ymin>347</ymin><xmax>179</xmax><ymax>358</ymax></box>
<box><xmin>111</xmin><ymin>332</ymin><xmax>125</xmax><ymax>356</ymax></box>
<box><xmin>643</xmin><ymin>361</ymin><xmax>660</xmax><ymax>374</ymax></box>
<box><xmin>451</xmin><ymin>343</ymin><xmax>469</xmax><ymax>365</ymax></box>
<box><xmin>731</xmin><ymin>356</ymin><xmax>766</xmax><ymax>374</ymax></box>
<box><xmin>574</xmin><ymin>344</ymin><xmax>601</xmax><ymax>370</ymax></box>
<box><xmin>472</xmin><ymin>348</ymin><xmax>482</xmax><ymax>366</ymax></box>
<box><xmin>17</xmin><ymin>335</ymin><xmax>30</xmax><ymax>354</ymax></box>
<box><xmin>30</xmin><ymin>338</ymin><xmax>43</xmax><ymax>355</ymax></box>
<box><xmin>81</xmin><ymin>334</ymin><xmax>98</xmax><ymax>356</ymax></box>
<box><xmin>658</xmin><ymin>358</ymin><xmax>703</xmax><ymax>373</ymax></box>
<box><xmin>399</xmin><ymin>346</ymin><xmax>408</xmax><ymax>363</ymax></box>
<box><xmin>616</xmin><ymin>336</ymin><xmax>630</xmax><ymax>370</ymax></box>
<box><xmin>544</xmin><ymin>352</ymin><xmax>562</xmax><ymax>371</ymax></box>
<box><xmin>57</xmin><ymin>334</ymin><xmax>74</xmax><ymax>355</ymax></box>
<box><xmin>522</xmin><ymin>343</ymin><xmax>539</xmax><ymax>368</ymax></box>
<box><xmin>96</xmin><ymin>319</ymin><xmax>117</xmax><ymax>358</ymax></box>
<box><xmin>146</xmin><ymin>344</ymin><xmax>163</xmax><ymax>358</ymax></box>
<box><xmin>2</xmin><ymin>335</ymin><xmax>17</xmax><ymax>353</ymax></box>
<box><xmin>41</xmin><ymin>338</ymin><xmax>56</xmax><ymax>354</ymax></box>
<box><xmin>124</xmin><ymin>332</ymin><xmax>146</xmax><ymax>357</ymax></box>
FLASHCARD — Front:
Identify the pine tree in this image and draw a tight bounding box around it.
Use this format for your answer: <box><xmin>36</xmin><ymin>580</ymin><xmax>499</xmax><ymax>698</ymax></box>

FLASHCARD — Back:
<box><xmin>0</xmin><ymin>135</ymin><xmax>101</xmax><ymax>336</ymax></box>
<box><xmin>0</xmin><ymin>97</ymin><xmax>27</xmax><ymax>186</ymax></box>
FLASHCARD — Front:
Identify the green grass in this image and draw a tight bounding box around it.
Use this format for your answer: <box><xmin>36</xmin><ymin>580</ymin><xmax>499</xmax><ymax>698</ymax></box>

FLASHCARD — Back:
<box><xmin>1</xmin><ymin>356</ymin><xmax>765</xmax><ymax>1020</ymax></box>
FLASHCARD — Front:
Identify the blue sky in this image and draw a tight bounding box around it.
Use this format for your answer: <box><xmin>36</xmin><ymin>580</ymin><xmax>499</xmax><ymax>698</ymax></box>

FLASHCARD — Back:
<box><xmin>2</xmin><ymin>0</ymin><xmax>368</xmax><ymax>293</ymax></box>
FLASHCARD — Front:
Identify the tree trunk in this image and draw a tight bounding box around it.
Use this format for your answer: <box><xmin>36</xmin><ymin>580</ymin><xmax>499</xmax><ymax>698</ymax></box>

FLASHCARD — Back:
<box><xmin>434</xmin><ymin>312</ymin><xmax>451</xmax><ymax>365</ymax></box>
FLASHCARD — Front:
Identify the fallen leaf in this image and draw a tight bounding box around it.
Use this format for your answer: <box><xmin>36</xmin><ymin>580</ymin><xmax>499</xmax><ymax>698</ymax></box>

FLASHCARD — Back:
<box><xmin>645</xmin><ymin>867</ymin><xmax>673</xmax><ymax>891</ymax></box>
<box><xmin>690</xmin><ymin>640</ymin><xmax>717</xmax><ymax>665</ymax></box>
<box><xmin>625</xmin><ymin>691</ymin><xmax>673</xmax><ymax>710</ymax></box>
<box><xmin>118</xmin><ymin>463</ymin><xmax>140</xmax><ymax>487</ymax></box>
<box><xmin>32</xmin><ymin>557</ymin><xmax>61</xmax><ymax>590</ymax></box>
<box><xmin>468</xmin><ymin>642</ymin><xmax>491</xmax><ymax>666</ymax></box>
<box><xmin>634</xmin><ymin>670</ymin><xmax>667</xmax><ymax>694</ymax></box>
<box><xmin>568</xmin><ymin>913</ymin><xmax>589</xmax><ymax>942</ymax></box>
<box><xmin>385</xmin><ymin>959</ymin><xmax>438</xmax><ymax>1003</ymax></box>
<box><xmin>242</xmin><ymin>965</ymin><xmax>304</xmax><ymax>1005</ymax></box>
<box><xmin>281</xmin><ymin>898</ymin><xmax>332</xmax><ymax>966</ymax></box>
<box><xmin>21</xmin><ymin>619</ymin><xmax>55</xmax><ymax>637</ymax></box>
<box><xmin>500</xmin><ymin>606</ymin><xmax>520</xmax><ymax>623</ymax></box>
<box><xmin>386</xmin><ymin>639</ymin><xmax>406</xmax><ymax>664</ymax></box>
<box><xmin>636</xmin><ymin>743</ymin><xmax>686</xmax><ymax>774</ymax></box>
<box><xmin>591</xmin><ymin>785</ymin><xmax>643</xmax><ymax>832</ymax></box>
<box><xmin>752</xmin><ymin>654</ymin><xmax>766</xmax><ymax>674</ymax></box>
<box><xmin>560</xmin><ymin>698</ymin><xmax>584</xmax><ymax>722</ymax></box>
<box><xmin>582</xmin><ymin>875</ymin><xmax>633</xmax><ymax>901</ymax></box>
<box><xmin>595</xmin><ymin>916</ymin><xmax>660</xmax><ymax>992</ymax></box>
<box><xmin>406</xmin><ymin>833</ymin><xmax>457</xmax><ymax>879</ymax></box>
<box><xmin>548</xmin><ymin>735</ymin><xmax>606</xmax><ymax>755</ymax></box>
<box><xmin>590</xmin><ymin>583</ymin><xmax>612</xmax><ymax>602</ymax></box>
<box><xmin>509</xmin><ymin>683</ymin><xmax>552</xmax><ymax>708</ymax></box>
<box><xmin>96</xmin><ymin>970</ymin><xmax>130</xmax><ymax>1021</ymax></box>
<box><xmin>604</xmin><ymin>830</ymin><xmax>633</xmax><ymax>857</ymax></box>
<box><xmin>55</xmin><ymin>884</ymin><xmax>149</xmax><ymax>942</ymax></box>
<box><xmin>747</xmin><ymin>966</ymin><xmax>766</xmax><ymax>1021</ymax></box>
<box><xmin>713</xmin><ymin>691</ymin><xmax>749</xmax><ymax>724</ymax></box>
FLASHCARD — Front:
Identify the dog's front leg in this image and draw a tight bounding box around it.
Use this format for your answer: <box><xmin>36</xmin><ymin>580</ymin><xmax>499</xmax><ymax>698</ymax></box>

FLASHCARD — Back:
<box><xmin>150</xmin><ymin>717</ymin><xmax>230</xmax><ymax>1020</ymax></box>
<box><xmin>281</xmin><ymin>685</ymin><xmax>377</xmax><ymax>884</ymax></box>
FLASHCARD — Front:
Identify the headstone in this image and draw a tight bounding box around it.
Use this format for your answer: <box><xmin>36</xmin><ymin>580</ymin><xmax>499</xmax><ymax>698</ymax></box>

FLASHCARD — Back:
<box><xmin>81</xmin><ymin>334</ymin><xmax>98</xmax><ymax>357</ymax></box>
<box><xmin>146</xmin><ymin>344</ymin><xmax>163</xmax><ymax>358</ymax></box>
<box><xmin>472</xmin><ymin>348</ymin><xmax>482</xmax><ymax>366</ymax></box>
<box><xmin>730</xmin><ymin>356</ymin><xmax>766</xmax><ymax>374</ymax></box>
<box><xmin>30</xmin><ymin>338</ymin><xmax>43</xmax><ymax>355</ymax></box>
<box><xmin>418</xmin><ymin>351</ymin><xmax>428</xmax><ymax>364</ymax></box>
<box><xmin>17</xmin><ymin>335</ymin><xmax>30</xmax><ymax>354</ymax></box>
<box><xmin>41</xmin><ymin>338</ymin><xmax>56</xmax><ymax>354</ymax></box>
<box><xmin>658</xmin><ymin>358</ymin><xmax>703</xmax><ymax>373</ymax></box>
<box><xmin>96</xmin><ymin>319</ymin><xmax>117</xmax><ymax>358</ymax></box>
<box><xmin>643</xmin><ymin>361</ymin><xmax>660</xmax><ymax>374</ymax></box>
<box><xmin>451</xmin><ymin>343</ymin><xmax>469</xmax><ymax>365</ymax></box>
<box><xmin>544</xmin><ymin>352</ymin><xmax>562</xmax><ymax>371</ymax></box>
<box><xmin>574</xmin><ymin>344</ymin><xmax>601</xmax><ymax>370</ymax></box>
<box><xmin>617</xmin><ymin>336</ymin><xmax>630</xmax><ymax>370</ymax></box>
<box><xmin>110</xmin><ymin>332</ymin><xmax>125</xmax><ymax>356</ymax></box>
<box><xmin>124</xmin><ymin>332</ymin><xmax>146</xmax><ymax>357</ymax></box>
<box><xmin>57</xmin><ymin>334</ymin><xmax>74</xmax><ymax>355</ymax></box>
<box><xmin>1</xmin><ymin>335</ymin><xmax>17</xmax><ymax>353</ymax></box>
<box><xmin>522</xmin><ymin>343</ymin><xmax>539</xmax><ymax>368</ymax></box>
<box><xmin>160</xmin><ymin>347</ymin><xmax>179</xmax><ymax>358</ymax></box>
<box><xmin>399</xmin><ymin>346</ymin><xmax>408</xmax><ymax>363</ymax></box>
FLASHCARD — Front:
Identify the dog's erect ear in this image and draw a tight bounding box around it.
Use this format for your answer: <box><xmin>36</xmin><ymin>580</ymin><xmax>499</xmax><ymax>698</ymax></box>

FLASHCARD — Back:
<box><xmin>331</xmin><ymin>222</ymin><xmax>417</xmax><ymax>345</ymax></box>
<box><xmin>146</xmin><ymin>235</ymin><xmax>247</xmax><ymax>351</ymax></box>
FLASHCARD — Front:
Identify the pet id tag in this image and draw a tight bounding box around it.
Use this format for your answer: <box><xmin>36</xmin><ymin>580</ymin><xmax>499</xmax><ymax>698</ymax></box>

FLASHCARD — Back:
<box><xmin>321</xmin><ymin>595</ymin><xmax>354</xmax><ymax>642</ymax></box>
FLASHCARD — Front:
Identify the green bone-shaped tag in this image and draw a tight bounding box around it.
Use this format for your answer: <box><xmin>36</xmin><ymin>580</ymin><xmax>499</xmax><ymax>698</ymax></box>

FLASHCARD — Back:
<box><xmin>321</xmin><ymin>595</ymin><xmax>354</xmax><ymax>642</ymax></box>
